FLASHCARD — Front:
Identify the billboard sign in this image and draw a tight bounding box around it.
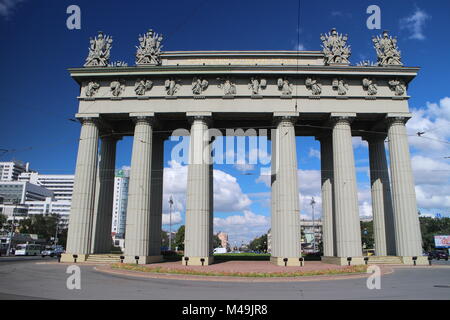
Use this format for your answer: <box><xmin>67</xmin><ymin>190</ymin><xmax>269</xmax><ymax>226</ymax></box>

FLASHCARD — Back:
<box><xmin>434</xmin><ymin>235</ymin><xmax>450</xmax><ymax>248</ymax></box>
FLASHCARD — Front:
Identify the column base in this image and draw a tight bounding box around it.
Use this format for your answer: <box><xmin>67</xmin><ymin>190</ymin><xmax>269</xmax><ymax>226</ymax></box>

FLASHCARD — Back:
<box><xmin>181</xmin><ymin>256</ymin><xmax>214</xmax><ymax>266</ymax></box>
<box><xmin>321</xmin><ymin>256</ymin><xmax>365</xmax><ymax>266</ymax></box>
<box><xmin>400</xmin><ymin>256</ymin><xmax>429</xmax><ymax>265</ymax></box>
<box><xmin>123</xmin><ymin>255</ymin><xmax>163</xmax><ymax>265</ymax></box>
<box><xmin>270</xmin><ymin>256</ymin><xmax>303</xmax><ymax>266</ymax></box>
<box><xmin>60</xmin><ymin>253</ymin><xmax>89</xmax><ymax>263</ymax></box>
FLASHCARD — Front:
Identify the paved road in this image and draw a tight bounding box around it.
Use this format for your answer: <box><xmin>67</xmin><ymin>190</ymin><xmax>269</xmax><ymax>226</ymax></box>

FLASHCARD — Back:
<box><xmin>0</xmin><ymin>259</ymin><xmax>449</xmax><ymax>300</ymax></box>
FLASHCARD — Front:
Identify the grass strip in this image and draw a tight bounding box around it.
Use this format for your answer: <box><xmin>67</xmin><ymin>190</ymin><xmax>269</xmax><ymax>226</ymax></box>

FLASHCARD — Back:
<box><xmin>111</xmin><ymin>263</ymin><xmax>368</xmax><ymax>278</ymax></box>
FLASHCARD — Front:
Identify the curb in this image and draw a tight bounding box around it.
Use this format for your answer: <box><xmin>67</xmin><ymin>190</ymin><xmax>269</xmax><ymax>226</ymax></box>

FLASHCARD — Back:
<box><xmin>93</xmin><ymin>264</ymin><xmax>395</xmax><ymax>283</ymax></box>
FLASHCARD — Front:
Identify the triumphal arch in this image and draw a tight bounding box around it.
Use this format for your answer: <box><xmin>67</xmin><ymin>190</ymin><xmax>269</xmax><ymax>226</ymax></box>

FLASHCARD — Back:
<box><xmin>61</xmin><ymin>29</ymin><xmax>427</xmax><ymax>266</ymax></box>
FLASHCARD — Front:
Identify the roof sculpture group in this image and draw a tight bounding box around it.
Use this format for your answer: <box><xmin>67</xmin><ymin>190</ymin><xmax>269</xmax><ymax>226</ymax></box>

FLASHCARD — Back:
<box><xmin>83</xmin><ymin>28</ymin><xmax>403</xmax><ymax>68</ymax></box>
<box><xmin>82</xmin><ymin>28</ymin><xmax>407</xmax><ymax>99</ymax></box>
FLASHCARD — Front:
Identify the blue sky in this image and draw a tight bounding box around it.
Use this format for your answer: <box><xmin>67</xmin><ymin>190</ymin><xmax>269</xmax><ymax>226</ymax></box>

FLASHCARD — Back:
<box><xmin>0</xmin><ymin>0</ymin><xmax>449</xmax><ymax>244</ymax></box>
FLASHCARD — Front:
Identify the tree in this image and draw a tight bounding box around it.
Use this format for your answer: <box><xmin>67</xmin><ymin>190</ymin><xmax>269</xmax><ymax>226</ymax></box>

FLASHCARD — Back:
<box><xmin>360</xmin><ymin>220</ymin><xmax>374</xmax><ymax>249</ymax></box>
<box><xmin>161</xmin><ymin>230</ymin><xmax>169</xmax><ymax>249</ymax></box>
<box><xmin>249</xmin><ymin>234</ymin><xmax>268</xmax><ymax>252</ymax></box>
<box><xmin>173</xmin><ymin>225</ymin><xmax>185</xmax><ymax>251</ymax></box>
<box><xmin>213</xmin><ymin>234</ymin><xmax>221</xmax><ymax>248</ymax></box>
<box><xmin>420</xmin><ymin>217</ymin><xmax>450</xmax><ymax>251</ymax></box>
<box><xmin>18</xmin><ymin>214</ymin><xmax>59</xmax><ymax>242</ymax></box>
<box><xmin>0</xmin><ymin>213</ymin><xmax>7</xmax><ymax>230</ymax></box>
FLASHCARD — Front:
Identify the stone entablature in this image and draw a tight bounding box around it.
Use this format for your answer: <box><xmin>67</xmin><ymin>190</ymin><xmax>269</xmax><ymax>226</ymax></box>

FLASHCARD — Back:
<box><xmin>72</xmin><ymin>52</ymin><xmax>417</xmax><ymax>110</ymax></box>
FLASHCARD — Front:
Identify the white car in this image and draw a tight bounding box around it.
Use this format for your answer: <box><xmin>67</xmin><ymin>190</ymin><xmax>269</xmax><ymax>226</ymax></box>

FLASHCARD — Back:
<box><xmin>41</xmin><ymin>246</ymin><xmax>65</xmax><ymax>257</ymax></box>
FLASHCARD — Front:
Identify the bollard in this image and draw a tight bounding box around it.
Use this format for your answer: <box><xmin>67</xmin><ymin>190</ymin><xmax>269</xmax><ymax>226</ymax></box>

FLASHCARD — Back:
<box><xmin>135</xmin><ymin>256</ymin><xmax>140</xmax><ymax>265</ymax></box>
<box><xmin>73</xmin><ymin>254</ymin><xmax>78</xmax><ymax>263</ymax></box>
<box><xmin>428</xmin><ymin>256</ymin><xmax>432</xmax><ymax>266</ymax></box>
<box><xmin>299</xmin><ymin>257</ymin><xmax>304</xmax><ymax>267</ymax></box>
<box><xmin>347</xmin><ymin>257</ymin><xmax>352</xmax><ymax>266</ymax></box>
<box><xmin>200</xmin><ymin>258</ymin><xmax>205</xmax><ymax>266</ymax></box>
<box><xmin>283</xmin><ymin>258</ymin><xmax>288</xmax><ymax>267</ymax></box>
<box><xmin>184</xmin><ymin>257</ymin><xmax>189</xmax><ymax>266</ymax></box>
<box><xmin>57</xmin><ymin>254</ymin><xmax>61</xmax><ymax>263</ymax></box>
<box><xmin>364</xmin><ymin>257</ymin><xmax>369</xmax><ymax>265</ymax></box>
<box><xmin>412</xmin><ymin>256</ymin><xmax>417</xmax><ymax>266</ymax></box>
<box><xmin>120</xmin><ymin>256</ymin><xmax>125</xmax><ymax>264</ymax></box>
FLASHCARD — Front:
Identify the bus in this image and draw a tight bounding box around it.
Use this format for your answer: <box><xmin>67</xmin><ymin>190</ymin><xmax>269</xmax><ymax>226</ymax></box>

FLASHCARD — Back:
<box><xmin>14</xmin><ymin>244</ymin><xmax>42</xmax><ymax>256</ymax></box>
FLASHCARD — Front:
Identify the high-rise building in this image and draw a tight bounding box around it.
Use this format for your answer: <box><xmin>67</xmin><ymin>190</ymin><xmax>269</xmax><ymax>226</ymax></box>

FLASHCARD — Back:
<box><xmin>0</xmin><ymin>181</ymin><xmax>54</xmax><ymax>220</ymax></box>
<box><xmin>111</xmin><ymin>169</ymin><xmax>130</xmax><ymax>239</ymax></box>
<box><xmin>0</xmin><ymin>161</ymin><xmax>30</xmax><ymax>181</ymax></box>
<box><xmin>17</xmin><ymin>172</ymin><xmax>74</xmax><ymax>225</ymax></box>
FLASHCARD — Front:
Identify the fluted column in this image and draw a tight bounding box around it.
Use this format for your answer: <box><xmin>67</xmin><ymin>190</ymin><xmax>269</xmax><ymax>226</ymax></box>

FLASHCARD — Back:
<box><xmin>124</xmin><ymin>115</ymin><xmax>162</xmax><ymax>264</ymax></box>
<box><xmin>318</xmin><ymin>135</ymin><xmax>335</xmax><ymax>257</ymax></box>
<box><xmin>271</xmin><ymin>116</ymin><xmax>301</xmax><ymax>266</ymax></box>
<box><xmin>91</xmin><ymin>136</ymin><xmax>118</xmax><ymax>254</ymax></box>
<box><xmin>270</xmin><ymin>128</ymin><xmax>279</xmax><ymax>258</ymax></box>
<box><xmin>366</xmin><ymin>135</ymin><xmax>396</xmax><ymax>256</ymax></box>
<box><xmin>63</xmin><ymin>117</ymin><xmax>99</xmax><ymax>261</ymax></box>
<box><xmin>149</xmin><ymin>134</ymin><xmax>165</xmax><ymax>255</ymax></box>
<box><xmin>332</xmin><ymin>116</ymin><xmax>362</xmax><ymax>259</ymax></box>
<box><xmin>183</xmin><ymin>116</ymin><xmax>213</xmax><ymax>266</ymax></box>
<box><xmin>387</xmin><ymin>117</ymin><xmax>422</xmax><ymax>257</ymax></box>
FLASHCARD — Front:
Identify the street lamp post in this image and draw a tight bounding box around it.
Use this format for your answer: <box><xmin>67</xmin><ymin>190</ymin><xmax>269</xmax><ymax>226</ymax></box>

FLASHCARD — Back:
<box><xmin>310</xmin><ymin>197</ymin><xmax>316</xmax><ymax>253</ymax></box>
<box><xmin>6</xmin><ymin>199</ymin><xmax>19</xmax><ymax>257</ymax></box>
<box><xmin>168</xmin><ymin>196</ymin><xmax>174</xmax><ymax>251</ymax></box>
<box><xmin>54</xmin><ymin>213</ymin><xmax>59</xmax><ymax>246</ymax></box>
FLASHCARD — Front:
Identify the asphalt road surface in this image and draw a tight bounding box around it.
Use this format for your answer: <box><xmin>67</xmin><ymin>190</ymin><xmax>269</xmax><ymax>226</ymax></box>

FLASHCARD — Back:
<box><xmin>0</xmin><ymin>258</ymin><xmax>449</xmax><ymax>300</ymax></box>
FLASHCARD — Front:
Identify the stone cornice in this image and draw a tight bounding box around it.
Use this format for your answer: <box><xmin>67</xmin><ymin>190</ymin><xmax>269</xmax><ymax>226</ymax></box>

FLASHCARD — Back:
<box><xmin>69</xmin><ymin>65</ymin><xmax>419</xmax><ymax>79</ymax></box>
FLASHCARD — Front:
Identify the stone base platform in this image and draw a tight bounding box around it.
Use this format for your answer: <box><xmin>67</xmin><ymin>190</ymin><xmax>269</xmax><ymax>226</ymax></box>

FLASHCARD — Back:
<box><xmin>182</xmin><ymin>256</ymin><xmax>214</xmax><ymax>266</ymax></box>
<box><xmin>60</xmin><ymin>253</ymin><xmax>89</xmax><ymax>263</ymax></box>
<box><xmin>270</xmin><ymin>256</ymin><xmax>303</xmax><ymax>266</ymax></box>
<box><xmin>60</xmin><ymin>253</ymin><xmax>163</xmax><ymax>265</ymax></box>
<box><xmin>322</xmin><ymin>255</ymin><xmax>429</xmax><ymax>266</ymax></box>
<box><xmin>123</xmin><ymin>255</ymin><xmax>163</xmax><ymax>265</ymax></box>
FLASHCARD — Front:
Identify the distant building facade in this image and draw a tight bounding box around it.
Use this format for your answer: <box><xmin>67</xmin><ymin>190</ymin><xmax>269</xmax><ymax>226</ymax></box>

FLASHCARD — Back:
<box><xmin>0</xmin><ymin>161</ymin><xmax>29</xmax><ymax>181</ymax></box>
<box><xmin>111</xmin><ymin>169</ymin><xmax>130</xmax><ymax>238</ymax></box>
<box><xmin>0</xmin><ymin>181</ymin><xmax>54</xmax><ymax>221</ymax></box>
<box><xmin>217</xmin><ymin>231</ymin><xmax>229</xmax><ymax>249</ymax></box>
<box><xmin>17</xmin><ymin>172</ymin><xmax>74</xmax><ymax>225</ymax></box>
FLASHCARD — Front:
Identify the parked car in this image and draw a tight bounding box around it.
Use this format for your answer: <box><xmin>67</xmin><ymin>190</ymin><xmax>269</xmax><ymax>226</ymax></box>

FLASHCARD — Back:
<box><xmin>213</xmin><ymin>247</ymin><xmax>227</xmax><ymax>254</ymax></box>
<box><xmin>428</xmin><ymin>250</ymin><xmax>449</xmax><ymax>261</ymax></box>
<box><xmin>41</xmin><ymin>246</ymin><xmax>65</xmax><ymax>258</ymax></box>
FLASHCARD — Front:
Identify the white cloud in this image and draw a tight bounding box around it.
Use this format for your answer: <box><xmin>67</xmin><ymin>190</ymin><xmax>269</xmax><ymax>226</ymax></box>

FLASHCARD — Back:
<box><xmin>407</xmin><ymin>98</ymin><xmax>450</xmax><ymax>155</ymax></box>
<box><xmin>411</xmin><ymin>155</ymin><xmax>450</xmax><ymax>185</ymax></box>
<box><xmin>162</xmin><ymin>160</ymin><xmax>251</xmax><ymax>215</ymax></box>
<box><xmin>213</xmin><ymin>169</ymin><xmax>252</xmax><ymax>212</ymax></box>
<box><xmin>162</xmin><ymin>211</ymin><xmax>182</xmax><ymax>226</ymax></box>
<box><xmin>399</xmin><ymin>8</ymin><xmax>431</xmax><ymax>40</ymax></box>
<box><xmin>352</xmin><ymin>137</ymin><xmax>368</xmax><ymax>149</ymax></box>
<box><xmin>214</xmin><ymin>210</ymin><xmax>270</xmax><ymax>244</ymax></box>
<box><xmin>308</xmin><ymin>148</ymin><xmax>321</xmax><ymax>159</ymax></box>
<box><xmin>0</xmin><ymin>0</ymin><xmax>25</xmax><ymax>19</ymax></box>
<box><xmin>406</xmin><ymin>97</ymin><xmax>450</xmax><ymax>213</ymax></box>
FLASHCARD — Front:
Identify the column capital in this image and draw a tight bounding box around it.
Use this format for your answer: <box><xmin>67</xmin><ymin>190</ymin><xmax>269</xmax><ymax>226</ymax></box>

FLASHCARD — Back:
<box><xmin>77</xmin><ymin>116</ymin><xmax>99</xmax><ymax>126</ymax></box>
<box><xmin>187</xmin><ymin>112</ymin><xmax>212</xmax><ymax>126</ymax></box>
<box><xmin>130</xmin><ymin>113</ymin><xmax>155</xmax><ymax>125</ymax></box>
<box><xmin>385</xmin><ymin>116</ymin><xmax>410</xmax><ymax>127</ymax></box>
<box><xmin>330</xmin><ymin>113</ymin><xmax>356</xmax><ymax>125</ymax></box>
<box><xmin>273</xmin><ymin>111</ymin><xmax>299</xmax><ymax>125</ymax></box>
